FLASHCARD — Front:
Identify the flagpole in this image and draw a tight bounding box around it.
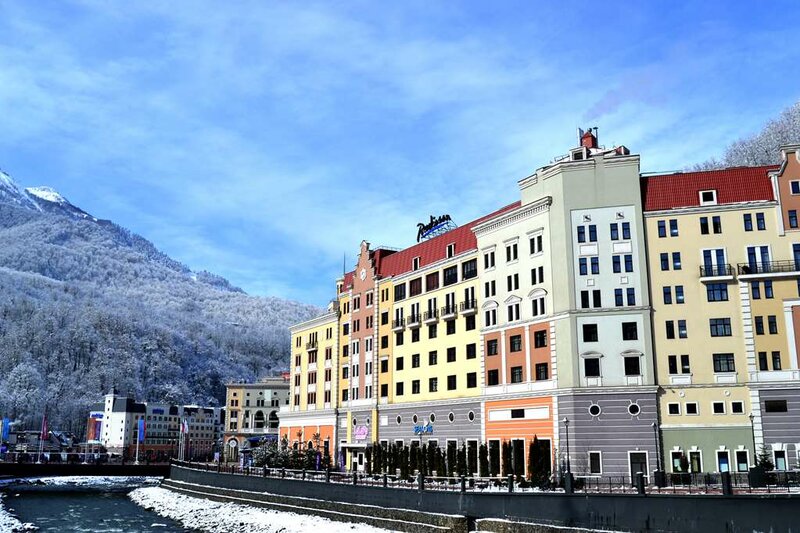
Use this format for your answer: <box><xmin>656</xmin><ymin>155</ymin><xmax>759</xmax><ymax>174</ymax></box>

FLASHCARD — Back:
<box><xmin>36</xmin><ymin>407</ymin><xmax>47</xmax><ymax>464</ymax></box>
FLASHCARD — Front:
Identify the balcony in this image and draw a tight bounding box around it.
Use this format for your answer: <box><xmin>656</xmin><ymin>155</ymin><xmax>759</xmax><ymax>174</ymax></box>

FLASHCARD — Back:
<box><xmin>423</xmin><ymin>309</ymin><xmax>438</xmax><ymax>324</ymax></box>
<box><xmin>305</xmin><ymin>341</ymin><xmax>318</xmax><ymax>351</ymax></box>
<box><xmin>392</xmin><ymin>318</ymin><xmax>405</xmax><ymax>331</ymax></box>
<box><xmin>440</xmin><ymin>305</ymin><xmax>457</xmax><ymax>320</ymax></box>
<box><xmin>699</xmin><ymin>264</ymin><xmax>735</xmax><ymax>281</ymax></box>
<box><xmin>407</xmin><ymin>313</ymin><xmax>422</xmax><ymax>328</ymax></box>
<box><xmin>738</xmin><ymin>260</ymin><xmax>800</xmax><ymax>277</ymax></box>
<box><xmin>460</xmin><ymin>299</ymin><xmax>477</xmax><ymax>316</ymax></box>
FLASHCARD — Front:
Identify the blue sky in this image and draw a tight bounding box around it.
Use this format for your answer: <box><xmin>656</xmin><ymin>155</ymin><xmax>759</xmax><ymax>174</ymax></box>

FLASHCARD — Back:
<box><xmin>0</xmin><ymin>1</ymin><xmax>798</xmax><ymax>306</ymax></box>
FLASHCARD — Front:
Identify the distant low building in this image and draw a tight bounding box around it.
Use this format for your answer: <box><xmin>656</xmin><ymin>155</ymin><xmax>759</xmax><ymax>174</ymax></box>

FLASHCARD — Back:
<box><xmin>224</xmin><ymin>376</ymin><xmax>290</xmax><ymax>462</ymax></box>
<box><xmin>91</xmin><ymin>389</ymin><xmax>224</xmax><ymax>461</ymax></box>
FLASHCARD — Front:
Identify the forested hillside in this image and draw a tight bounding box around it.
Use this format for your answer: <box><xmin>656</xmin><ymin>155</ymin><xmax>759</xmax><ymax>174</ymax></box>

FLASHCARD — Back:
<box><xmin>693</xmin><ymin>100</ymin><xmax>800</xmax><ymax>169</ymax></box>
<box><xmin>0</xmin><ymin>172</ymin><xmax>321</xmax><ymax>433</ymax></box>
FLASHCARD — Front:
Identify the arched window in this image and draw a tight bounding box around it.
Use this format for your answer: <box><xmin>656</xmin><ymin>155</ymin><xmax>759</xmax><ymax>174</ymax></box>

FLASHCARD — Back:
<box><xmin>254</xmin><ymin>411</ymin><xmax>265</xmax><ymax>429</ymax></box>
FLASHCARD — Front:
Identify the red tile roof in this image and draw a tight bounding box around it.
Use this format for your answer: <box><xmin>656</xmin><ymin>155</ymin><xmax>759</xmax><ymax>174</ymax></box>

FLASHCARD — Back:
<box><xmin>379</xmin><ymin>201</ymin><xmax>521</xmax><ymax>278</ymax></box>
<box><xmin>642</xmin><ymin>165</ymin><xmax>778</xmax><ymax>211</ymax></box>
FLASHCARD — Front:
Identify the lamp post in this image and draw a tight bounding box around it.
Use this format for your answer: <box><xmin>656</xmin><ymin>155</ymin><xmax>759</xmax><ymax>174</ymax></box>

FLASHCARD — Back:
<box><xmin>749</xmin><ymin>413</ymin><xmax>756</xmax><ymax>465</ymax></box>
<box><xmin>562</xmin><ymin>417</ymin><xmax>571</xmax><ymax>474</ymax></box>
<box><xmin>651</xmin><ymin>422</ymin><xmax>661</xmax><ymax>472</ymax></box>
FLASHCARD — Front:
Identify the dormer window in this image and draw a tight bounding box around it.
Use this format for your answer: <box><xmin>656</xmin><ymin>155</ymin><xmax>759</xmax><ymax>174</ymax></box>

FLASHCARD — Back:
<box><xmin>412</xmin><ymin>257</ymin><xmax>420</xmax><ymax>271</ymax></box>
<box><xmin>699</xmin><ymin>190</ymin><xmax>717</xmax><ymax>205</ymax></box>
<box><xmin>446</xmin><ymin>243</ymin><xmax>455</xmax><ymax>258</ymax></box>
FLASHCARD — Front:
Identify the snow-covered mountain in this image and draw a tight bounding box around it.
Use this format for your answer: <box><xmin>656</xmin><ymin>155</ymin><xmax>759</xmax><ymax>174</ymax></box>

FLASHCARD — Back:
<box><xmin>25</xmin><ymin>186</ymin><xmax>99</xmax><ymax>221</ymax></box>
<box><xmin>0</xmin><ymin>168</ymin><xmax>321</xmax><ymax>430</ymax></box>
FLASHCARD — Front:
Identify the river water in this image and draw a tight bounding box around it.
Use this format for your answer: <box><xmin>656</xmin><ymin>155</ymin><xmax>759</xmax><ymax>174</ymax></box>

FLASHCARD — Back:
<box><xmin>4</xmin><ymin>490</ymin><xmax>189</xmax><ymax>532</ymax></box>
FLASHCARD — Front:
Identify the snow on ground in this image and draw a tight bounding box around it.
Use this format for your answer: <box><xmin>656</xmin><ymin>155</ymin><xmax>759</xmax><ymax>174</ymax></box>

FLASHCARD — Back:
<box><xmin>130</xmin><ymin>486</ymin><xmax>391</xmax><ymax>533</ymax></box>
<box><xmin>0</xmin><ymin>493</ymin><xmax>35</xmax><ymax>532</ymax></box>
<box><xmin>0</xmin><ymin>476</ymin><xmax>161</xmax><ymax>490</ymax></box>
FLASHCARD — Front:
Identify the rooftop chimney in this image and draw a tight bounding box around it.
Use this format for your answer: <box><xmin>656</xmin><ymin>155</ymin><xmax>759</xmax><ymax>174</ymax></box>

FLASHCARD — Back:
<box><xmin>580</xmin><ymin>127</ymin><xmax>598</xmax><ymax>149</ymax></box>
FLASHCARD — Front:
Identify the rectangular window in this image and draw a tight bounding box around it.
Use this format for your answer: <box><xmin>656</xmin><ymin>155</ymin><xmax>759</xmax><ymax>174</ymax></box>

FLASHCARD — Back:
<box><xmin>506</xmin><ymin>243</ymin><xmax>518</xmax><ymax>262</ymax></box>
<box><xmin>577</xmin><ymin>226</ymin><xmax>585</xmax><ymax>243</ymax></box>
<box><xmin>412</xmin><ymin>380</ymin><xmax>420</xmax><ymax>394</ymax></box>
<box><xmin>579</xmin><ymin>257</ymin><xmax>588</xmax><ymax>275</ymax></box>
<box><xmin>487</xmin><ymin>369</ymin><xmax>499</xmax><ymax>386</ymax></box>
<box><xmin>409</xmin><ymin>278</ymin><xmax>423</xmax><ymax>297</ymax></box>
<box><xmin>709</xmin><ymin>318</ymin><xmax>732</xmax><ymax>337</ymax></box>
<box><xmin>426</xmin><ymin>272</ymin><xmax>440</xmax><ymax>291</ymax></box>
<box><xmin>466</xmin><ymin>343</ymin><xmax>476</xmax><ymax>359</ymax></box>
<box><xmin>443</xmin><ymin>266</ymin><xmax>458</xmax><ymax>286</ymax></box>
<box><xmin>593</xmin><ymin>289</ymin><xmax>602</xmax><ymax>308</ymax></box>
<box><xmin>672</xmin><ymin>252</ymin><xmax>682</xmax><ymax>270</ymax></box>
<box><xmin>590</xmin><ymin>257</ymin><xmax>599</xmax><ymax>274</ymax></box>
<box><xmin>752</xmin><ymin>282</ymin><xmax>761</xmax><ymax>299</ymax></box>
<box><xmin>658</xmin><ymin>220</ymin><xmax>667</xmax><ymax>238</ymax></box>
<box><xmin>396</xmin><ymin>357</ymin><xmax>404</xmax><ymax>371</ymax></box>
<box><xmin>429</xmin><ymin>351</ymin><xmax>438</xmax><ymax>365</ymax></box>
<box><xmin>610</xmin><ymin>223</ymin><xmax>619</xmax><ymax>240</ymax></box>
<box><xmin>626</xmin><ymin>288</ymin><xmax>636</xmax><ymax>306</ymax></box>
<box><xmin>510</xmin><ymin>366</ymin><xmax>523</xmax><ymax>383</ymax></box>
<box><xmin>669</xmin><ymin>219</ymin><xmax>679</xmax><ymax>236</ymax></box>
<box><xmin>712</xmin><ymin>216</ymin><xmax>722</xmax><ymax>234</ymax></box>
<box><xmin>685</xmin><ymin>402</ymin><xmax>698</xmax><ymax>415</ymax></box>
<box><xmin>487</xmin><ymin>339</ymin><xmax>498</xmax><ymax>355</ymax></box>
<box><xmin>615</xmin><ymin>288</ymin><xmax>624</xmax><ymax>307</ymax></box>
<box><xmin>758</xmin><ymin>351</ymin><xmax>769</xmax><ymax>370</ymax></box>
<box><xmin>412</xmin><ymin>353</ymin><xmax>420</xmax><ymax>368</ymax></box>
<box><xmin>411</xmin><ymin>328</ymin><xmax>420</xmax><ymax>342</ymax></box>
<box><xmin>462</xmin><ymin>259</ymin><xmax>478</xmax><ymax>280</ymax></box>
<box><xmin>589</xmin><ymin>224</ymin><xmax>597</xmax><ymax>242</ymax></box>
<box><xmin>394</xmin><ymin>284</ymin><xmax>406</xmax><ymax>302</ymax></box>
<box><xmin>622</xmin><ymin>222</ymin><xmax>631</xmax><ymax>239</ymax></box>
<box><xmin>790</xmin><ymin>210</ymin><xmax>798</xmax><ymax>229</ymax></box>
<box><xmin>484</xmin><ymin>251</ymin><xmax>495</xmax><ymax>270</ymax></box>
<box><xmin>681</xmin><ymin>354</ymin><xmax>691</xmax><ymax>374</ymax></box>
<box><xmin>768</xmin><ymin>315</ymin><xmax>778</xmax><ymax>334</ymax></box>
<box><xmin>756</xmin><ymin>212</ymin><xmax>766</xmax><ymax>231</ymax></box>
<box><xmin>660</xmin><ymin>253</ymin><xmax>669</xmax><ymax>271</ymax></box>
<box><xmin>447</xmin><ymin>375</ymin><xmax>457</xmax><ymax>390</ymax></box>
<box><xmin>429</xmin><ymin>377</ymin><xmax>438</xmax><ymax>393</ymax></box>
<box><xmin>744</xmin><ymin>213</ymin><xmax>753</xmax><ymax>231</ymax></box>
<box><xmin>510</xmin><ymin>335</ymin><xmax>522</xmax><ymax>352</ymax></box>
<box><xmin>484</xmin><ymin>309</ymin><xmax>497</xmax><ymax>327</ymax></box>
<box><xmin>707</xmin><ymin>283</ymin><xmax>728</xmax><ymax>302</ymax></box>
<box><xmin>466</xmin><ymin>372</ymin><xmax>477</xmax><ymax>388</ymax></box>
<box><xmin>755</xmin><ymin>316</ymin><xmax>764</xmax><ymax>335</ymax></box>
<box><xmin>675</xmin><ymin>285</ymin><xmax>685</xmax><ymax>304</ymax></box>
<box><xmin>447</xmin><ymin>347</ymin><xmax>456</xmax><ymax>362</ymax></box>
<box><xmin>581</xmin><ymin>290</ymin><xmax>590</xmax><ymax>309</ymax></box>
<box><xmin>624</xmin><ymin>254</ymin><xmax>633</xmax><ymax>272</ymax></box>
<box><xmin>583</xmin><ymin>324</ymin><xmax>599</xmax><ymax>342</ymax></box>
<box><xmin>712</xmin><ymin>401</ymin><xmax>725</xmax><ymax>414</ymax></box>
<box><xmin>624</xmin><ymin>356</ymin><xmax>641</xmax><ymax>376</ymax></box>
<box><xmin>530</xmin><ymin>234</ymin><xmax>543</xmax><ymax>254</ymax></box>
<box><xmin>764</xmin><ymin>400</ymin><xmax>787</xmax><ymax>413</ymax></box>
<box><xmin>584</xmin><ymin>358</ymin><xmax>601</xmax><ymax>377</ymax></box>
<box><xmin>533</xmin><ymin>330</ymin><xmax>547</xmax><ymax>348</ymax></box>
<box><xmin>395</xmin><ymin>382</ymin><xmax>404</xmax><ymax>396</ymax></box>
<box><xmin>535</xmin><ymin>363</ymin><xmax>548</xmax><ymax>380</ymax></box>
<box><xmin>612</xmin><ymin>255</ymin><xmax>621</xmax><ymax>273</ymax></box>
<box><xmin>764</xmin><ymin>281</ymin><xmax>774</xmax><ymax>299</ymax></box>
<box><xmin>731</xmin><ymin>401</ymin><xmax>744</xmax><ymax>414</ymax></box>
<box><xmin>668</xmin><ymin>355</ymin><xmax>678</xmax><ymax>374</ymax></box>
<box><xmin>700</xmin><ymin>217</ymin><xmax>709</xmax><ymax>235</ymax></box>
<box><xmin>772</xmin><ymin>351</ymin><xmax>782</xmax><ymax>371</ymax></box>
<box><xmin>589</xmin><ymin>452</ymin><xmax>602</xmax><ymax>475</ymax></box>
<box><xmin>666</xmin><ymin>320</ymin><xmax>675</xmax><ymax>339</ymax></box>
<box><xmin>668</xmin><ymin>403</ymin><xmax>680</xmax><ymax>415</ymax></box>
<box><xmin>678</xmin><ymin>320</ymin><xmax>687</xmax><ymax>338</ymax></box>
<box><xmin>713</xmin><ymin>353</ymin><xmax>736</xmax><ymax>373</ymax></box>
<box><xmin>621</xmin><ymin>322</ymin><xmax>638</xmax><ymax>341</ymax></box>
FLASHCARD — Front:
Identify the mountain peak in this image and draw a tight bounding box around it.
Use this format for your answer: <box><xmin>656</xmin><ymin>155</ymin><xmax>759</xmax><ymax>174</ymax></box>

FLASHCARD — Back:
<box><xmin>25</xmin><ymin>186</ymin><xmax>68</xmax><ymax>205</ymax></box>
<box><xmin>0</xmin><ymin>169</ymin><xmax>41</xmax><ymax>211</ymax></box>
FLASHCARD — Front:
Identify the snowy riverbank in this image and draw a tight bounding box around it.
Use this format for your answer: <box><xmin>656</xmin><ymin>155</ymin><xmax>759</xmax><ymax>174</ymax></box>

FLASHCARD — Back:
<box><xmin>0</xmin><ymin>476</ymin><xmax>160</xmax><ymax>491</ymax></box>
<box><xmin>130</xmin><ymin>486</ymin><xmax>391</xmax><ymax>533</ymax></box>
<box><xmin>0</xmin><ymin>493</ymin><xmax>35</xmax><ymax>533</ymax></box>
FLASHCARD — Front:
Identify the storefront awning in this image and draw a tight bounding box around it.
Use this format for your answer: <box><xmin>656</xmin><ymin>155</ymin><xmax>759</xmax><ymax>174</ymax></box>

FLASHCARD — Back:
<box><xmin>338</xmin><ymin>442</ymin><xmax>370</xmax><ymax>449</ymax></box>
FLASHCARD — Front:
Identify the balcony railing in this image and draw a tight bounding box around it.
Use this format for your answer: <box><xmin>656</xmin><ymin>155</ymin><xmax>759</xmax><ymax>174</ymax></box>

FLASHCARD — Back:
<box><xmin>460</xmin><ymin>299</ymin><xmax>477</xmax><ymax>315</ymax></box>
<box><xmin>305</xmin><ymin>341</ymin><xmax>318</xmax><ymax>350</ymax></box>
<box><xmin>392</xmin><ymin>318</ymin><xmax>405</xmax><ymax>330</ymax></box>
<box><xmin>423</xmin><ymin>309</ymin><xmax>438</xmax><ymax>323</ymax></box>
<box><xmin>407</xmin><ymin>313</ymin><xmax>422</xmax><ymax>328</ymax></box>
<box><xmin>737</xmin><ymin>260</ymin><xmax>800</xmax><ymax>275</ymax></box>
<box><xmin>440</xmin><ymin>305</ymin><xmax>457</xmax><ymax>319</ymax></box>
<box><xmin>699</xmin><ymin>264</ymin><xmax>734</xmax><ymax>277</ymax></box>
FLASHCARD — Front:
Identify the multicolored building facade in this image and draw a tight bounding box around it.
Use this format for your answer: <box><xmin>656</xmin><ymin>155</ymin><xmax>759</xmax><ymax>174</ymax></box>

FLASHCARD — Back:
<box><xmin>283</xmin><ymin>135</ymin><xmax>800</xmax><ymax>479</ymax></box>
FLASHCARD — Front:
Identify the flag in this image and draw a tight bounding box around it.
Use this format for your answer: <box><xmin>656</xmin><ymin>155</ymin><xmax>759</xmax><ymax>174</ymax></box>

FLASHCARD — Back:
<box><xmin>1</xmin><ymin>418</ymin><xmax>9</xmax><ymax>441</ymax></box>
<box><xmin>181</xmin><ymin>419</ymin><xmax>188</xmax><ymax>434</ymax></box>
<box><xmin>138</xmin><ymin>418</ymin><xmax>146</xmax><ymax>443</ymax></box>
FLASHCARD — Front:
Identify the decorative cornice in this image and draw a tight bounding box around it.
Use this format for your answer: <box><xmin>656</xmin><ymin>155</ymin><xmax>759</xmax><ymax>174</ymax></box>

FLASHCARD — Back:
<box><xmin>289</xmin><ymin>311</ymin><xmax>338</xmax><ymax>333</ymax></box>
<box><xmin>644</xmin><ymin>200</ymin><xmax>776</xmax><ymax>217</ymax></box>
<box><xmin>472</xmin><ymin>196</ymin><xmax>552</xmax><ymax>237</ymax></box>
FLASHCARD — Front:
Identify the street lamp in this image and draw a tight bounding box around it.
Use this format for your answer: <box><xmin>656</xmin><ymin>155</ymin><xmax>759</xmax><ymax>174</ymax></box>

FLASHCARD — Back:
<box><xmin>562</xmin><ymin>417</ymin><xmax>571</xmax><ymax>474</ymax></box>
<box><xmin>651</xmin><ymin>422</ymin><xmax>662</xmax><ymax>472</ymax></box>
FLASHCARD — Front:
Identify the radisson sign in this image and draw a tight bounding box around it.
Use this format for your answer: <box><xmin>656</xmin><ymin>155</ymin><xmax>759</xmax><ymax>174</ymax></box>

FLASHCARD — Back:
<box><xmin>417</xmin><ymin>214</ymin><xmax>453</xmax><ymax>242</ymax></box>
